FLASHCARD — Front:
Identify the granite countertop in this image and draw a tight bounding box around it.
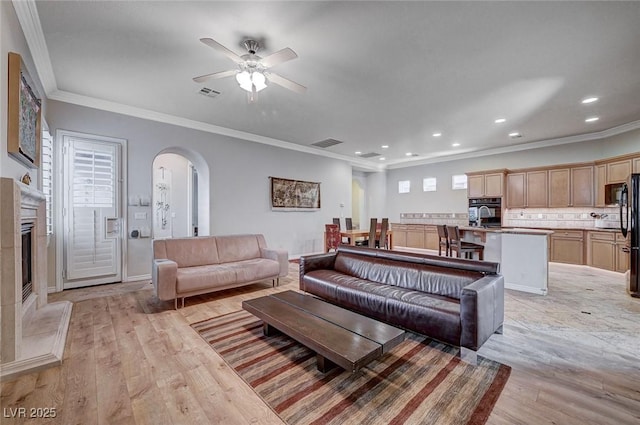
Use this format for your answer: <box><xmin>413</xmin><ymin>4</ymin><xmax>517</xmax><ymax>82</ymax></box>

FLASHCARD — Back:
<box><xmin>459</xmin><ymin>226</ymin><xmax>554</xmax><ymax>236</ymax></box>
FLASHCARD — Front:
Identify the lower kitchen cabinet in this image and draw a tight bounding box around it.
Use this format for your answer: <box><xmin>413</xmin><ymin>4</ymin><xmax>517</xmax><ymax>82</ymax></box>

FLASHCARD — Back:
<box><xmin>390</xmin><ymin>224</ymin><xmax>439</xmax><ymax>250</ymax></box>
<box><xmin>588</xmin><ymin>231</ymin><xmax>629</xmax><ymax>272</ymax></box>
<box><xmin>549</xmin><ymin>230</ymin><xmax>584</xmax><ymax>264</ymax></box>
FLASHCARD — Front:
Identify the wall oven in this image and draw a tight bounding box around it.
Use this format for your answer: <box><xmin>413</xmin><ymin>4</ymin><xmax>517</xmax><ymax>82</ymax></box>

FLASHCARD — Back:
<box><xmin>469</xmin><ymin>198</ymin><xmax>502</xmax><ymax>227</ymax></box>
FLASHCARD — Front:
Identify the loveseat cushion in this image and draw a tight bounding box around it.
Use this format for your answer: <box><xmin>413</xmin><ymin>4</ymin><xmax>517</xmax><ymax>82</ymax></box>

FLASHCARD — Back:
<box><xmin>334</xmin><ymin>252</ymin><xmax>482</xmax><ymax>299</ymax></box>
<box><xmin>176</xmin><ymin>263</ymin><xmax>236</xmax><ymax>293</ymax></box>
<box><xmin>155</xmin><ymin>236</ymin><xmax>219</xmax><ymax>268</ymax></box>
<box><xmin>228</xmin><ymin>258</ymin><xmax>280</xmax><ymax>283</ymax></box>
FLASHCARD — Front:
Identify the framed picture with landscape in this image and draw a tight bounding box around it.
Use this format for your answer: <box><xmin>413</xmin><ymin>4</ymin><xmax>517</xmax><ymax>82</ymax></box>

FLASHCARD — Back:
<box><xmin>270</xmin><ymin>177</ymin><xmax>321</xmax><ymax>211</ymax></box>
<box><xmin>7</xmin><ymin>52</ymin><xmax>42</xmax><ymax>168</ymax></box>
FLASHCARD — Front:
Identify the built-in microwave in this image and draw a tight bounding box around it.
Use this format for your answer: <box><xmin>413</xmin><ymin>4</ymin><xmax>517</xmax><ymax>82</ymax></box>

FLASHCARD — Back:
<box><xmin>604</xmin><ymin>182</ymin><xmax>625</xmax><ymax>205</ymax></box>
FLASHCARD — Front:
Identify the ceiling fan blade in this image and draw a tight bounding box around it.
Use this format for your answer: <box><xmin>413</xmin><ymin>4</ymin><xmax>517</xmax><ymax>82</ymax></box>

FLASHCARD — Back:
<box><xmin>192</xmin><ymin>69</ymin><xmax>237</xmax><ymax>83</ymax></box>
<box><xmin>200</xmin><ymin>38</ymin><xmax>244</xmax><ymax>64</ymax></box>
<box><xmin>261</xmin><ymin>48</ymin><xmax>298</xmax><ymax>68</ymax></box>
<box><xmin>267</xmin><ymin>72</ymin><xmax>307</xmax><ymax>94</ymax></box>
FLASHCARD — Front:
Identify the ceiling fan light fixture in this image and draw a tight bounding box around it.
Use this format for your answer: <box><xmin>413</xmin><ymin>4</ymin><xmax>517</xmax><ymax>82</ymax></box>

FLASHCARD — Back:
<box><xmin>236</xmin><ymin>70</ymin><xmax>267</xmax><ymax>92</ymax></box>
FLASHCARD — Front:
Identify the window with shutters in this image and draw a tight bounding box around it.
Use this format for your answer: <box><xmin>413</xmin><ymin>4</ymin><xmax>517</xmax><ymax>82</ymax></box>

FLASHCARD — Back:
<box><xmin>41</xmin><ymin>130</ymin><xmax>54</xmax><ymax>235</ymax></box>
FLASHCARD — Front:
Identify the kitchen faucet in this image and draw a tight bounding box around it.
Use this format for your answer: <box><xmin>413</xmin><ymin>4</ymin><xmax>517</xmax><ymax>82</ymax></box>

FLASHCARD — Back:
<box><xmin>477</xmin><ymin>205</ymin><xmax>493</xmax><ymax>227</ymax></box>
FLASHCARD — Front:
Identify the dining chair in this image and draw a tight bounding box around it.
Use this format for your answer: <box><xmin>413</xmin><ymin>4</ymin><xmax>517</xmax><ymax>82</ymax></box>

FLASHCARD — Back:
<box><xmin>446</xmin><ymin>225</ymin><xmax>484</xmax><ymax>260</ymax></box>
<box><xmin>345</xmin><ymin>217</ymin><xmax>353</xmax><ymax>230</ymax></box>
<box><xmin>437</xmin><ymin>225</ymin><xmax>449</xmax><ymax>256</ymax></box>
<box><xmin>376</xmin><ymin>218</ymin><xmax>389</xmax><ymax>249</ymax></box>
<box><xmin>332</xmin><ymin>217</ymin><xmax>341</xmax><ymax>228</ymax></box>
<box><xmin>325</xmin><ymin>224</ymin><xmax>341</xmax><ymax>252</ymax></box>
<box><xmin>367</xmin><ymin>218</ymin><xmax>378</xmax><ymax>248</ymax></box>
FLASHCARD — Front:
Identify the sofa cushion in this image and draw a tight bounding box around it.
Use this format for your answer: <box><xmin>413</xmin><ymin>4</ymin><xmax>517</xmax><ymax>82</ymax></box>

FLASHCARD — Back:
<box><xmin>303</xmin><ymin>270</ymin><xmax>462</xmax><ymax>345</ymax></box>
<box><xmin>228</xmin><ymin>258</ymin><xmax>280</xmax><ymax>283</ymax></box>
<box><xmin>176</xmin><ymin>263</ymin><xmax>236</xmax><ymax>293</ymax></box>
<box><xmin>334</xmin><ymin>252</ymin><xmax>482</xmax><ymax>299</ymax></box>
<box><xmin>216</xmin><ymin>235</ymin><xmax>263</xmax><ymax>263</ymax></box>
<box><xmin>158</xmin><ymin>236</ymin><xmax>220</xmax><ymax>268</ymax></box>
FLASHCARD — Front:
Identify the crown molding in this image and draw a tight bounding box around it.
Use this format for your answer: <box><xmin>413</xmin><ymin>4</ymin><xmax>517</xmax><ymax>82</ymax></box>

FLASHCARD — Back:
<box><xmin>386</xmin><ymin>119</ymin><xmax>640</xmax><ymax>169</ymax></box>
<box><xmin>12</xmin><ymin>0</ymin><xmax>57</xmax><ymax>95</ymax></box>
<box><xmin>48</xmin><ymin>90</ymin><xmax>384</xmax><ymax>171</ymax></box>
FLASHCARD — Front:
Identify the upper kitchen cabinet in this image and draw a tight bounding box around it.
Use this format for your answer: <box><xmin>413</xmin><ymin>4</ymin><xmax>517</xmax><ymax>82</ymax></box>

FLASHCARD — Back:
<box><xmin>506</xmin><ymin>169</ymin><xmax>549</xmax><ymax>208</ymax></box>
<box><xmin>544</xmin><ymin>165</ymin><xmax>595</xmax><ymax>208</ymax></box>
<box><xmin>466</xmin><ymin>170</ymin><xmax>506</xmax><ymax>198</ymax></box>
<box><xmin>633</xmin><ymin>157</ymin><xmax>640</xmax><ymax>173</ymax></box>
<box><xmin>607</xmin><ymin>159</ymin><xmax>632</xmax><ymax>183</ymax></box>
<box><xmin>595</xmin><ymin>164</ymin><xmax>606</xmax><ymax>207</ymax></box>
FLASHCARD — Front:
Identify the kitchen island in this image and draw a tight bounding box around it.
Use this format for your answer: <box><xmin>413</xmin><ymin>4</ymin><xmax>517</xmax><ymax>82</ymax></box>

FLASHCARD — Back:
<box><xmin>460</xmin><ymin>227</ymin><xmax>554</xmax><ymax>295</ymax></box>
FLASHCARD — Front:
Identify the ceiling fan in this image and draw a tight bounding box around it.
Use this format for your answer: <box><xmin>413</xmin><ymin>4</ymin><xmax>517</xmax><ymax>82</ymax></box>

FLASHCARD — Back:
<box><xmin>193</xmin><ymin>38</ymin><xmax>306</xmax><ymax>99</ymax></box>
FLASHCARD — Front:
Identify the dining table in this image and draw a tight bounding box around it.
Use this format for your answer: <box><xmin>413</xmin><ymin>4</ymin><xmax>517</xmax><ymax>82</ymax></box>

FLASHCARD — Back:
<box><xmin>324</xmin><ymin>229</ymin><xmax>393</xmax><ymax>251</ymax></box>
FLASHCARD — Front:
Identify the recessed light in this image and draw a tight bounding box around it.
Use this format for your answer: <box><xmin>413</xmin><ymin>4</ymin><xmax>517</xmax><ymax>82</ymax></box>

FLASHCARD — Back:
<box><xmin>582</xmin><ymin>97</ymin><xmax>599</xmax><ymax>104</ymax></box>
<box><xmin>452</xmin><ymin>143</ymin><xmax>460</xmax><ymax>147</ymax></box>
<box><xmin>494</xmin><ymin>118</ymin><xmax>506</xmax><ymax>124</ymax></box>
<box><xmin>355</xmin><ymin>151</ymin><xmax>362</xmax><ymax>155</ymax></box>
<box><xmin>381</xmin><ymin>145</ymin><xmax>389</xmax><ymax>149</ymax></box>
<box><xmin>405</xmin><ymin>152</ymin><xmax>413</xmax><ymax>156</ymax></box>
<box><xmin>432</xmin><ymin>132</ymin><xmax>442</xmax><ymax>137</ymax></box>
<box><xmin>379</xmin><ymin>157</ymin><xmax>386</xmax><ymax>161</ymax></box>
<box><xmin>509</xmin><ymin>132</ymin><xmax>522</xmax><ymax>138</ymax></box>
<box><xmin>585</xmin><ymin>117</ymin><xmax>599</xmax><ymax>123</ymax></box>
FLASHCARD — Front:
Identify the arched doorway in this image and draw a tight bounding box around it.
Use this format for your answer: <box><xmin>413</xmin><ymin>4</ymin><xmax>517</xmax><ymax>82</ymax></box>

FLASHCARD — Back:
<box><xmin>152</xmin><ymin>148</ymin><xmax>210</xmax><ymax>238</ymax></box>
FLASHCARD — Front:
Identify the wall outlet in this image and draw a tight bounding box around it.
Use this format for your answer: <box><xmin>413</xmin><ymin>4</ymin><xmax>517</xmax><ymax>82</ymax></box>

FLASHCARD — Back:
<box><xmin>538</xmin><ymin>214</ymin><xmax>543</xmax><ymax>219</ymax></box>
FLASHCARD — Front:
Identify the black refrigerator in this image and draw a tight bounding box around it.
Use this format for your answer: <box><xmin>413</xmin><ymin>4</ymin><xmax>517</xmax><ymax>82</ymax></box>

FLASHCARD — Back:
<box><xmin>620</xmin><ymin>173</ymin><xmax>639</xmax><ymax>298</ymax></box>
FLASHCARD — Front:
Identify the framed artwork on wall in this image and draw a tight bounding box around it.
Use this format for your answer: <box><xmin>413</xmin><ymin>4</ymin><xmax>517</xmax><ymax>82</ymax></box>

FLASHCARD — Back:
<box><xmin>270</xmin><ymin>177</ymin><xmax>321</xmax><ymax>210</ymax></box>
<box><xmin>7</xmin><ymin>52</ymin><xmax>42</xmax><ymax>169</ymax></box>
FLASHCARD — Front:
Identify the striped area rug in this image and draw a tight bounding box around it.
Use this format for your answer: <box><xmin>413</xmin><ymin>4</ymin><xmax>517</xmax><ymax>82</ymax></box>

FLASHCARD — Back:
<box><xmin>192</xmin><ymin>310</ymin><xmax>511</xmax><ymax>425</ymax></box>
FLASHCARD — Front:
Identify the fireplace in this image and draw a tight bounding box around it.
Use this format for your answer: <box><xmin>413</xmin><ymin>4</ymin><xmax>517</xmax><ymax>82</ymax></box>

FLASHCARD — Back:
<box><xmin>21</xmin><ymin>222</ymin><xmax>34</xmax><ymax>303</ymax></box>
<box><xmin>1</xmin><ymin>178</ymin><xmax>72</xmax><ymax>381</ymax></box>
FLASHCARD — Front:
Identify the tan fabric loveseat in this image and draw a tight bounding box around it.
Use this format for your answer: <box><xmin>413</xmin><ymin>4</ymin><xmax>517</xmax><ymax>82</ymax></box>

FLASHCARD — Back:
<box><xmin>153</xmin><ymin>234</ymin><xmax>288</xmax><ymax>308</ymax></box>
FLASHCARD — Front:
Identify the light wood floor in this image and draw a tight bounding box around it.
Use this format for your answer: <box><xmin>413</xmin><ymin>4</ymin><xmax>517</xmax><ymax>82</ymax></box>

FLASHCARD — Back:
<box><xmin>1</xmin><ymin>262</ymin><xmax>639</xmax><ymax>424</ymax></box>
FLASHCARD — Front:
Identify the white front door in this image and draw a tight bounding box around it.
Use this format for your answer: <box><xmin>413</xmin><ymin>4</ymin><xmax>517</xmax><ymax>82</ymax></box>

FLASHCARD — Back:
<box><xmin>62</xmin><ymin>133</ymin><xmax>123</xmax><ymax>288</ymax></box>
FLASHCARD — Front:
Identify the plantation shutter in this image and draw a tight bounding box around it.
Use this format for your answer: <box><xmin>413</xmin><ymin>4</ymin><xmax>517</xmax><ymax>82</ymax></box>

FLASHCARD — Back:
<box><xmin>65</xmin><ymin>139</ymin><xmax>119</xmax><ymax>280</ymax></box>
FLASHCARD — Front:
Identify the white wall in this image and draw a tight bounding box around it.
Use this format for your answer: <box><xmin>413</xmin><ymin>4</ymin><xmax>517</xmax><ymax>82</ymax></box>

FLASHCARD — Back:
<box><xmin>0</xmin><ymin>1</ymin><xmax>47</xmax><ymax>183</ymax></box>
<box><xmin>385</xmin><ymin>129</ymin><xmax>640</xmax><ymax>222</ymax></box>
<box><xmin>46</xmin><ymin>100</ymin><xmax>352</xmax><ymax>278</ymax></box>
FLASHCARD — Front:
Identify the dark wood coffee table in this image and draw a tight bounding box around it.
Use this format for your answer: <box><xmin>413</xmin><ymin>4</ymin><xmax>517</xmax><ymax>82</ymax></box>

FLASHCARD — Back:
<box><xmin>242</xmin><ymin>290</ymin><xmax>405</xmax><ymax>373</ymax></box>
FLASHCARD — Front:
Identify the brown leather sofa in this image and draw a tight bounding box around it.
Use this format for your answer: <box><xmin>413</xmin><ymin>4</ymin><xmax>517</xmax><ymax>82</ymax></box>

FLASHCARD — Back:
<box><xmin>153</xmin><ymin>234</ymin><xmax>288</xmax><ymax>308</ymax></box>
<box><xmin>299</xmin><ymin>245</ymin><xmax>504</xmax><ymax>352</ymax></box>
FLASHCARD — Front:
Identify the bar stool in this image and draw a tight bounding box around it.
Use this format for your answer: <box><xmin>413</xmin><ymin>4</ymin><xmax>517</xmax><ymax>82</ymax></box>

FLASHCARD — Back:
<box><xmin>437</xmin><ymin>225</ymin><xmax>449</xmax><ymax>256</ymax></box>
<box><xmin>446</xmin><ymin>225</ymin><xmax>484</xmax><ymax>260</ymax></box>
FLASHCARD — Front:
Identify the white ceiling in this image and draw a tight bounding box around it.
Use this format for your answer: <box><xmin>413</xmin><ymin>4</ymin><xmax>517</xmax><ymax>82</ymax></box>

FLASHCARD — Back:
<box><xmin>25</xmin><ymin>1</ymin><xmax>640</xmax><ymax>169</ymax></box>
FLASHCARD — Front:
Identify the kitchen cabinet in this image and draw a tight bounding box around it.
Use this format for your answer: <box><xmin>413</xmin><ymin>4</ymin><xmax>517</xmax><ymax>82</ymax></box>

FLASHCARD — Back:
<box><xmin>506</xmin><ymin>173</ymin><xmax>525</xmax><ymax>208</ymax></box>
<box><xmin>506</xmin><ymin>170</ymin><xmax>547</xmax><ymax>208</ymax></box>
<box><xmin>615</xmin><ymin>233</ymin><xmax>629</xmax><ymax>272</ymax></box>
<box><xmin>548</xmin><ymin>168</ymin><xmax>570</xmax><ymax>207</ymax></box>
<box><xmin>588</xmin><ymin>232</ymin><xmax>616</xmax><ymax>271</ymax></box>
<box><xmin>571</xmin><ymin>166</ymin><xmax>594</xmax><ymax>206</ymax></box>
<box><xmin>549</xmin><ymin>230</ymin><xmax>584</xmax><ymax>265</ymax></box>
<box><xmin>424</xmin><ymin>225</ymin><xmax>439</xmax><ymax>250</ymax></box>
<box><xmin>606</xmin><ymin>159</ymin><xmax>632</xmax><ymax>183</ymax></box>
<box><xmin>587</xmin><ymin>231</ymin><xmax>629</xmax><ymax>272</ymax></box>
<box><xmin>391</xmin><ymin>224</ymin><xmax>408</xmax><ymax>247</ymax></box>
<box><xmin>595</xmin><ymin>164</ymin><xmax>606</xmax><ymax>207</ymax></box>
<box><xmin>406</xmin><ymin>225</ymin><xmax>425</xmax><ymax>248</ymax></box>
<box><xmin>466</xmin><ymin>171</ymin><xmax>505</xmax><ymax>198</ymax></box>
<box><xmin>633</xmin><ymin>157</ymin><xmax>640</xmax><ymax>173</ymax></box>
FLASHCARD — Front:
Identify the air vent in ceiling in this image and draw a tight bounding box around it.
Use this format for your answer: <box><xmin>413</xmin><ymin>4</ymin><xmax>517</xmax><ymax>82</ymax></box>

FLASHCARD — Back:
<box><xmin>311</xmin><ymin>138</ymin><xmax>343</xmax><ymax>148</ymax></box>
<box><xmin>198</xmin><ymin>87</ymin><xmax>221</xmax><ymax>98</ymax></box>
<box><xmin>358</xmin><ymin>152</ymin><xmax>381</xmax><ymax>158</ymax></box>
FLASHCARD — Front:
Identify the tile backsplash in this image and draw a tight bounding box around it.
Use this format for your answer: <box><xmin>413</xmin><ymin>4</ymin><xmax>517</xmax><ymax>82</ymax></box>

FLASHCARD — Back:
<box><xmin>399</xmin><ymin>212</ymin><xmax>469</xmax><ymax>226</ymax></box>
<box><xmin>502</xmin><ymin>207</ymin><xmax>620</xmax><ymax>229</ymax></box>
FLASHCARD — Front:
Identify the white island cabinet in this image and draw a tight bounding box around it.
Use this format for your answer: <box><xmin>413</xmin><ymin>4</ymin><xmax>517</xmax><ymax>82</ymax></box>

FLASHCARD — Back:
<box><xmin>460</xmin><ymin>227</ymin><xmax>554</xmax><ymax>295</ymax></box>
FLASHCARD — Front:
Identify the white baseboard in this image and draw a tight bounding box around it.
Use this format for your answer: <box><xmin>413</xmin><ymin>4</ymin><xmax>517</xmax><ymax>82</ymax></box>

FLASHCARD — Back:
<box><xmin>505</xmin><ymin>282</ymin><xmax>548</xmax><ymax>296</ymax></box>
<box><xmin>125</xmin><ymin>274</ymin><xmax>151</xmax><ymax>282</ymax></box>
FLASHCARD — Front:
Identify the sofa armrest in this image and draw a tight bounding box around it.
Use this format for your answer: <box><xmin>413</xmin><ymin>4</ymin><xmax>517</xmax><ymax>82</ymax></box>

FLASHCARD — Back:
<box><xmin>261</xmin><ymin>248</ymin><xmax>289</xmax><ymax>277</ymax></box>
<box><xmin>152</xmin><ymin>259</ymin><xmax>178</xmax><ymax>301</ymax></box>
<box><xmin>299</xmin><ymin>252</ymin><xmax>337</xmax><ymax>291</ymax></box>
<box><xmin>459</xmin><ymin>275</ymin><xmax>505</xmax><ymax>351</ymax></box>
